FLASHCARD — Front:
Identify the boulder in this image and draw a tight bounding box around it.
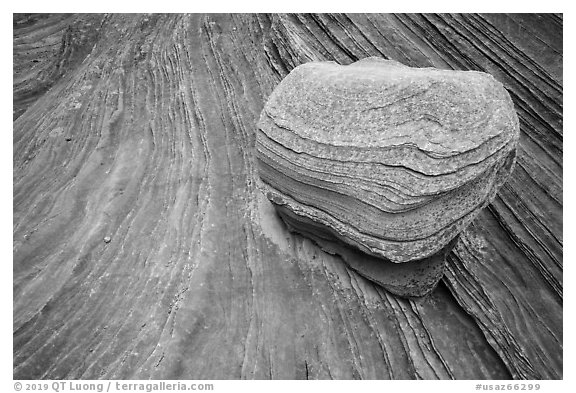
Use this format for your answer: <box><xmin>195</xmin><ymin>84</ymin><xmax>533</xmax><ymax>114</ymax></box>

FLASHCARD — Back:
<box><xmin>256</xmin><ymin>57</ymin><xmax>519</xmax><ymax>297</ymax></box>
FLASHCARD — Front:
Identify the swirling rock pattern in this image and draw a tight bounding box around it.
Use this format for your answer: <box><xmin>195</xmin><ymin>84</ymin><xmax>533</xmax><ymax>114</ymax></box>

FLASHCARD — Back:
<box><xmin>257</xmin><ymin>58</ymin><xmax>519</xmax><ymax>295</ymax></box>
<box><xmin>13</xmin><ymin>13</ymin><xmax>561</xmax><ymax>380</ymax></box>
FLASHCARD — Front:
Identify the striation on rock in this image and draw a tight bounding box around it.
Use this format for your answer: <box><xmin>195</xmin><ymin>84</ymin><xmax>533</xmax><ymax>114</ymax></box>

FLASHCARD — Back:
<box><xmin>13</xmin><ymin>13</ymin><xmax>561</xmax><ymax>380</ymax></box>
<box><xmin>257</xmin><ymin>57</ymin><xmax>520</xmax><ymax>296</ymax></box>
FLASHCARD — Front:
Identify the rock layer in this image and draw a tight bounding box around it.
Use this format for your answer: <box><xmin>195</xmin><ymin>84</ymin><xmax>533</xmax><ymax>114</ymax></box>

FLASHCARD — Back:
<box><xmin>13</xmin><ymin>13</ymin><xmax>561</xmax><ymax>380</ymax></box>
<box><xmin>273</xmin><ymin>199</ymin><xmax>459</xmax><ymax>297</ymax></box>
<box><xmin>257</xmin><ymin>58</ymin><xmax>520</xmax><ymax>285</ymax></box>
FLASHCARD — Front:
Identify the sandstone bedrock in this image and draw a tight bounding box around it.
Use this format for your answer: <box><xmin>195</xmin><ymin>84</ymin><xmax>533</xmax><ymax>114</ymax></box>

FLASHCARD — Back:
<box><xmin>256</xmin><ymin>57</ymin><xmax>519</xmax><ymax>296</ymax></box>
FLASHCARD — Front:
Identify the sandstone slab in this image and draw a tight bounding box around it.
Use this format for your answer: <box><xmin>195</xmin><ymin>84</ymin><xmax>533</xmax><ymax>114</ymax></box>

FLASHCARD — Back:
<box><xmin>13</xmin><ymin>14</ymin><xmax>560</xmax><ymax>380</ymax></box>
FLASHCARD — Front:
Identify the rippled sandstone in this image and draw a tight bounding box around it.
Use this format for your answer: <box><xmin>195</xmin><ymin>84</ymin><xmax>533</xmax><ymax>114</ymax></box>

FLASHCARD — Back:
<box><xmin>257</xmin><ymin>57</ymin><xmax>519</xmax><ymax>297</ymax></box>
<box><xmin>14</xmin><ymin>14</ymin><xmax>561</xmax><ymax>379</ymax></box>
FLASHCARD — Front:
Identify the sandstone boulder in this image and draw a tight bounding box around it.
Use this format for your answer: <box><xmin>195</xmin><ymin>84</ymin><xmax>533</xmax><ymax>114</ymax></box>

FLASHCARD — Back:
<box><xmin>257</xmin><ymin>57</ymin><xmax>519</xmax><ymax>296</ymax></box>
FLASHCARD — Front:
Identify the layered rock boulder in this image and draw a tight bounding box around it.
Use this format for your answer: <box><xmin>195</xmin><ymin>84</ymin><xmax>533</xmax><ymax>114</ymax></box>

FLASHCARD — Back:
<box><xmin>256</xmin><ymin>57</ymin><xmax>519</xmax><ymax>297</ymax></box>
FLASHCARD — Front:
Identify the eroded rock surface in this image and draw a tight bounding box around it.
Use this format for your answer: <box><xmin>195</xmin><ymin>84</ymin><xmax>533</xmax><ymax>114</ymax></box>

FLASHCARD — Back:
<box><xmin>13</xmin><ymin>13</ymin><xmax>561</xmax><ymax>380</ymax></box>
<box><xmin>257</xmin><ymin>58</ymin><xmax>519</xmax><ymax>296</ymax></box>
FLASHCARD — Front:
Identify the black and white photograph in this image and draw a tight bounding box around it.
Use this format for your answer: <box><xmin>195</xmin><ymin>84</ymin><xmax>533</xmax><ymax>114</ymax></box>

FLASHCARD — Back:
<box><xmin>8</xmin><ymin>4</ymin><xmax>566</xmax><ymax>389</ymax></box>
